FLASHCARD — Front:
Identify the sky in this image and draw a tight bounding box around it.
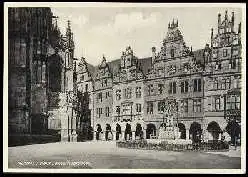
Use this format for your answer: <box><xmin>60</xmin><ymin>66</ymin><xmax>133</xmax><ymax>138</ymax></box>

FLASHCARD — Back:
<box><xmin>51</xmin><ymin>5</ymin><xmax>242</xmax><ymax>66</ymax></box>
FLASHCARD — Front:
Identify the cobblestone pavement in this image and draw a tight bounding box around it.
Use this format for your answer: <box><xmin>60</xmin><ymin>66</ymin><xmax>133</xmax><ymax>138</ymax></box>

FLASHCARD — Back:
<box><xmin>8</xmin><ymin>141</ymin><xmax>241</xmax><ymax>169</ymax></box>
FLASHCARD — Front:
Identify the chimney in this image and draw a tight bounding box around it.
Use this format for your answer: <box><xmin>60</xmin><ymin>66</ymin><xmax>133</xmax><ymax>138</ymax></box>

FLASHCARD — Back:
<box><xmin>152</xmin><ymin>47</ymin><xmax>156</xmax><ymax>63</ymax></box>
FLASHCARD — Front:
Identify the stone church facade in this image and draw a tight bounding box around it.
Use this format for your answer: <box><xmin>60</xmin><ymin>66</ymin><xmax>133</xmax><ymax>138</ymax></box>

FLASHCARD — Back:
<box><xmin>8</xmin><ymin>7</ymin><xmax>78</xmax><ymax>142</ymax></box>
<box><xmin>77</xmin><ymin>10</ymin><xmax>242</xmax><ymax>143</ymax></box>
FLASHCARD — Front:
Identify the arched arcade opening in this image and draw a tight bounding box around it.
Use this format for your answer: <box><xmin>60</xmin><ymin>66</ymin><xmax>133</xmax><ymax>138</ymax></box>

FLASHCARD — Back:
<box><xmin>96</xmin><ymin>124</ymin><xmax>102</xmax><ymax>140</ymax></box>
<box><xmin>105</xmin><ymin>124</ymin><xmax>113</xmax><ymax>141</ymax></box>
<box><xmin>207</xmin><ymin>121</ymin><xmax>222</xmax><ymax>141</ymax></box>
<box><xmin>124</xmin><ymin>123</ymin><xmax>132</xmax><ymax>140</ymax></box>
<box><xmin>178</xmin><ymin>123</ymin><xmax>186</xmax><ymax>139</ymax></box>
<box><xmin>135</xmin><ymin>123</ymin><xmax>143</xmax><ymax>140</ymax></box>
<box><xmin>146</xmin><ymin>123</ymin><xmax>156</xmax><ymax>139</ymax></box>
<box><xmin>116</xmin><ymin>124</ymin><xmax>121</xmax><ymax>140</ymax></box>
<box><xmin>189</xmin><ymin>122</ymin><xmax>202</xmax><ymax>143</ymax></box>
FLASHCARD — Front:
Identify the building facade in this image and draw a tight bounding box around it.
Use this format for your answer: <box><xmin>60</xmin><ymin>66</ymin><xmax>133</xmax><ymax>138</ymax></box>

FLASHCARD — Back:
<box><xmin>203</xmin><ymin>11</ymin><xmax>241</xmax><ymax>144</ymax></box>
<box><xmin>76</xmin><ymin>57</ymin><xmax>95</xmax><ymax>141</ymax></box>
<box><xmin>8</xmin><ymin>8</ymin><xmax>78</xmax><ymax>142</ymax></box>
<box><xmin>8</xmin><ymin>8</ymin><xmax>54</xmax><ymax>135</ymax></box>
<box><xmin>144</xmin><ymin>20</ymin><xmax>204</xmax><ymax>142</ymax></box>
<box><xmin>46</xmin><ymin>20</ymin><xmax>78</xmax><ymax>142</ymax></box>
<box><xmin>78</xmin><ymin>11</ymin><xmax>242</xmax><ymax>143</ymax></box>
<box><xmin>93</xmin><ymin>56</ymin><xmax>114</xmax><ymax>140</ymax></box>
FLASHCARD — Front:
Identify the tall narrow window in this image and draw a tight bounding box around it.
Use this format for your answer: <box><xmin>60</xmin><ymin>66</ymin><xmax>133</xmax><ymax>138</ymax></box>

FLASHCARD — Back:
<box><xmin>173</xmin><ymin>82</ymin><xmax>176</xmax><ymax>94</ymax></box>
<box><xmin>98</xmin><ymin>92</ymin><xmax>102</xmax><ymax>102</ymax></box>
<box><xmin>147</xmin><ymin>102</ymin><xmax>153</xmax><ymax>114</ymax></box>
<box><xmin>158</xmin><ymin>101</ymin><xmax>165</xmax><ymax>112</ymax></box>
<box><xmin>158</xmin><ymin>84</ymin><xmax>163</xmax><ymax>94</ymax></box>
<box><xmin>85</xmin><ymin>84</ymin><xmax>88</xmax><ymax>92</ymax></box>
<box><xmin>181</xmin><ymin>99</ymin><xmax>188</xmax><ymax>112</ymax></box>
<box><xmin>136</xmin><ymin>87</ymin><xmax>141</xmax><ymax>98</ymax></box>
<box><xmin>105</xmin><ymin>107</ymin><xmax>110</xmax><ymax>117</ymax></box>
<box><xmin>193</xmin><ymin>99</ymin><xmax>202</xmax><ymax>112</ymax></box>
<box><xmin>181</xmin><ymin>81</ymin><xmax>185</xmax><ymax>93</ymax></box>
<box><xmin>214</xmin><ymin>96</ymin><xmax>221</xmax><ymax>111</ymax></box>
<box><xmin>116</xmin><ymin>106</ymin><xmax>120</xmax><ymax>115</ymax></box>
<box><xmin>229</xmin><ymin>58</ymin><xmax>236</xmax><ymax>69</ymax></box>
<box><xmin>136</xmin><ymin>104</ymin><xmax>141</xmax><ymax>113</ymax></box>
<box><xmin>223</xmin><ymin>49</ymin><xmax>227</xmax><ymax>57</ymax></box>
<box><xmin>148</xmin><ymin>85</ymin><xmax>153</xmax><ymax>96</ymax></box>
<box><xmin>169</xmin><ymin>82</ymin><xmax>172</xmax><ymax>94</ymax></box>
<box><xmin>171</xmin><ymin>48</ymin><xmax>175</xmax><ymax>58</ymax></box>
<box><xmin>213</xmin><ymin>78</ymin><xmax>218</xmax><ymax>90</ymax></box>
<box><xmin>193</xmin><ymin>79</ymin><xmax>201</xmax><ymax>92</ymax></box>
<box><xmin>116</xmin><ymin>90</ymin><xmax>121</xmax><ymax>100</ymax></box>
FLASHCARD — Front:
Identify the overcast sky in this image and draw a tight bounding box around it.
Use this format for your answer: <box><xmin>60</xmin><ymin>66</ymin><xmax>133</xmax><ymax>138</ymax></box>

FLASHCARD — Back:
<box><xmin>51</xmin><ymin>6</ymin><xmax>242</xmax><ymax>66</ymax></box>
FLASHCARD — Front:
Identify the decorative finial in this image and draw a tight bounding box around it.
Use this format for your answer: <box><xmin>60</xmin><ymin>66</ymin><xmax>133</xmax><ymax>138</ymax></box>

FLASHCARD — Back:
<box><xmin>225</xmin><ymin>10</ymin><xmax>228</xmax><ymax>20</ymax></box>
<box><xmin>176</xmin><ymin>19</ymin><xmax>178</xmax><ymax>27</ymax></box>
<box><xmin>238</xmin><ymin>22</ymin><xmax>241</xmax><ymax>33</ymax></box>
<box><xmin>168</xmin><ymin>22</ymin><xmax>170</xmax><ymax>28</ymax></box>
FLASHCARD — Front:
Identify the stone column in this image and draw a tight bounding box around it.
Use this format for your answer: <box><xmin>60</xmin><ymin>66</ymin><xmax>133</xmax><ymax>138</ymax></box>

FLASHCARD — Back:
<box><xmin>218</xmin><ymin>133</ymin><xmax>222</xmax><ymax>140</ymax></box>
<box><xmin>112</xmin><ymin>131</ymin><xmax>116</xmax><ymax>141</ymax></box>
<box><xmin>143</xmin><ymin>130</ymin><xmax>146</xmax><ymax>139</ymax></box>
<box><xmin>186</xmin><ymin>128</ymin><xmax>190</xmax><ymax>140</ymax></box>
<box><xmin>204</xmin><ymin>130</ymin><xmax>209</xmax><ymax>142</ymax></box>
<box><xmin>93</xmin><ymin>131</ymin><xmax>96</xmax><ymax>141</ymax></box>
<box><xmin>121</xmin><ymin>131</ymin><xmax>125</xmax><ymax>140</ymax></box>
<box><xmin>132</xmin><ymin>131</ymin><xmax>136</xmax><ymax>140</ymax></box>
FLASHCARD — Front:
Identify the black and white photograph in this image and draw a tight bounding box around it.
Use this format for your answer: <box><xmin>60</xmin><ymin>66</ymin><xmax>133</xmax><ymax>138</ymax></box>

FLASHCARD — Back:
<box><xmin>3</xmin><ymin>2</ymin><xmax>246</xmax><ymax>174</ymax></box>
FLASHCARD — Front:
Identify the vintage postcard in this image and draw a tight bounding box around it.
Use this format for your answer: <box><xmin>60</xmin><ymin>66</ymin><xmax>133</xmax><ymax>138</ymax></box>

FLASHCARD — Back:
<box><xmin>3</xmin><ymin>2</ymin><xmax>246</xmax><ymax>174</ymax></box>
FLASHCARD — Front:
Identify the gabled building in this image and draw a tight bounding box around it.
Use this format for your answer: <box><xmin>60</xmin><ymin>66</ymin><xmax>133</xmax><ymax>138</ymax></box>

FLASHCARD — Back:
<box><xmin>93</xmin><ymin>56</ymin><xmax>114</xmax><ymax>140</ymax></box>
<box><xmin>76</xmin><ymin>10</ymin><xmax>242</xmax><ymax>144</ymax></box>
<box><xmin>144</xmin><ymin>20</ymin><xmax>204</xmax><ymax>142</ymax></box>
<box><xmin>76</xmin><ymin>57</ymin><xmax>95</xmax><ymax>141</ymax></box>
<box><xmin>203</xmin><ymin>10</ymin><xmax>241</xmax><ymax>144</ymax></box>
<box><xmin>112</xmin><ymin>46</ymin><xmax>147</xmax><ymax>141</ymax></box>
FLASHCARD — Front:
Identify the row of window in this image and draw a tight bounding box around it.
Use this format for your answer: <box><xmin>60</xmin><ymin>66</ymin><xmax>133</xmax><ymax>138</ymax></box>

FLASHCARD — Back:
<box><xmin>213</xmin><ymin>48</ymin><xmax>239</xmax><ymax>59</ymax></box>
<box><xmin>115</xmin><ymin>103</ymin><xmax>142</xmax><ymax>115</ymax></box>
<box><xmin>96</xmin><ymin>91</ymin><xmax>111</xmax><ymax>102</ymax></box>
<box><xmin>147</xmin><ymin>79</ymin><xmax>201</xmax><ymax>95</ymax></box>
<box><xmin>212</xmin><ymin>59</ymin><xmax>238</xmax><ymax>71</ymax></box>
<box><xmin>147</xmin><ymin>99</ymin><xmax>202</xmax><ymax>114</ymax></box>
<box><xmin>212</xmin><ymin>77</ymin><xmax>231</xmax><ymax>90</ymax></box>
<box><xmin>116</xmin><ymin>87</ymin><xmax>142</xmax><ymax>100</ymax></box>
<box><xmin>97</xmin><ymin>96</ymin><xmax>241</xmax><ymax>118</ymax></box>
<box><xmin>209</xmin><ymin>95</ymin><xmax>240</xmax><ymax>111</ymax></box>
<box><xmin>33</xmin><ymin>60</ymin><xmax>46</xmax><ymax>84</ymax></box>
<box><xmin>96</xmin><ymin>107</ymin><xmax>110</xmax><ymax>118</ymax></box>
